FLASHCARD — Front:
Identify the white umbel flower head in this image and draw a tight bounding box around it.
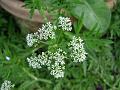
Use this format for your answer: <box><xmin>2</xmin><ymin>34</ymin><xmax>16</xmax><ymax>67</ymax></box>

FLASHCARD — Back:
<box><xmin>48</xmin><ymin>48</ymin><xmax>66</xmax><ymax>78</ymax></box>
<box><xmin>26</xmin><ymin>34</ymin><xmax>37</xmax><ymax>47</ymax></box>
<box><xmin>27</xmin><ymin>52</ymin><xmax>50</xmax><ymax>69</ymax></box>
<box><xmin>68</xmin><ymin>36</ymin><xmax>87</xmax><ymax>62</ymax></box>
<box><xmin>0</xmin><ymin>80</ymin><xmax>14</xmax><ymax>90</ymax></box>
<box><xmin>38</xmin><ymin>22</ymin><xmax>57</xmax><ymax>40</ymax></box>
<box><xmin>27</xmin><ymin>48</ymin><xmax>66</xmax><ymax>78</ymax></box>
<box><xmin>26</xmin><ymin>22</ymin><xmax>56</xmax><ymax>47</ymax></box>
<box><xmin>58</xmin><ymin>16</ymin><xmax>72</xmax><ymax>31</ymax></box>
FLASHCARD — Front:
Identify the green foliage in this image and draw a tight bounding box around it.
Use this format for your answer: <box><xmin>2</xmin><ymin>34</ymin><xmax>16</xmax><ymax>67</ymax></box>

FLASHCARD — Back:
<box><xmin>24</xmin><ymin>0</ymin><xmax>46</xmax><ymax>18</ymax></box>
<box><xmin>24</xmin><ymin>0</ymin><xmax>111</xmax><ymax>34</ymax></box>
<box><xmin>71</xmin><ymin>0</ymin><xmax>111</xmax><ymax>34</ymax></box>
<box><xmin>104</xmin><ymin>0</ymin><xmax>120</xmax><ymax>61</ymax></box>
<box><xmin>0</xmin><ymin>10</ymin><xmax>34</xmax><ymax>89</ymax></box>
<box><xmin>0</xmin><ymin>0</ymin><xmax>120</xmax><ymax>90</ymax></box>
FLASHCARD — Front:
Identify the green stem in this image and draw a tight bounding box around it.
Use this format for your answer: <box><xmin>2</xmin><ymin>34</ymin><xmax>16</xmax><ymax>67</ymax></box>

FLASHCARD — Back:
<box><xmin>22</xmin><ymin>67</ymin><xmax>38</xmax><ymax>80</ymax></box>
<box><xmin>57</xmin><ymin>30</ymin><xmax>63</xmax><ymax>44</ymax></box>
<box><xmin>75</xmin><ymin>13</ymin><xmax>84</xmax><ymax>35</ymax></box>
<box><xmin>76</xmin><ymin>19</ymin><xmax>83</xmax><ymax>35</ymax></box>
<box><xmin>22</xmin><ymin>67</ymin><xmax>52</xmax><ymax>84</ymax></box>
<box><xmin>39</xmin><ymin>41</ymin><xmax>48</xmax><ymax>45</ymax></box>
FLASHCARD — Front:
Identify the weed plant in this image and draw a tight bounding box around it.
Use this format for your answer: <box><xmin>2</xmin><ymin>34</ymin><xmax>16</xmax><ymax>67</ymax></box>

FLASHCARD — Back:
<box><xmin>0</xmin><ymin>0</ymin><xmax>120</xmax><ymax>90</ymax></box>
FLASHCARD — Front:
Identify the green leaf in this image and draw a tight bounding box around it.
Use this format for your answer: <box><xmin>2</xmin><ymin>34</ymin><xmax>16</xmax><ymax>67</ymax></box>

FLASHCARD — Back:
<box><xmin>71</xmin><ymin>0</ymin><xmax>111</xmax><ymax>34</ymax></box>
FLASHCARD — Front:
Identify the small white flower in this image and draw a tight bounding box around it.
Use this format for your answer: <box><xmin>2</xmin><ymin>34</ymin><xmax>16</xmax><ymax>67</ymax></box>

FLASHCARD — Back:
<box><xmin>26</xmin><ymin>22</ymin><xmax>56</xmax><ymax>47</ymax></box>
<box><xmin>27</xmin><ymin>52</ymin><xmax>50</xmax><ymax>69</ymax></box>
<box><xmin>0</xmin><ymin>80</ymin><xmax>14</xmax><ymax>90</ymax></box>
<box><xmin>48</xmin><ymin>48</ymin><xmax>66</xmax><ymax>78</ymax></box>
<box><xmin>26</xmin><ymin>34</ymin><xmax>37</xmax><ymax>47</ymax></box>
<box><xmin>27</xmin><ymin>56</ymin><xmax>42</xmax><ymax>69</ymax></box>
<box><xmin>38</xmin><ymin>22</ymin><xmax>56</xmax><ymax>40</ymax></box>
<box><xmin>58</xmin><ymin>16</ymin><xmax>72</xmax><ymax>31</ymax></box>
<box><xmin>5</xmin><ymin>56</ymin><xmax>10</xmax><ymax>61</ymax></box>
<box><xmin>50</xmin><ymin>64</ymin><xmax>65</xmax><ymax>78</ymax></box>
<box><xmin>68</xmin><ymin>36</ymin><xmax>87</xmax><ymax>63</ymax></box>
<box><xmin>27</xmin><ymin>48</ymin><xmax>66</xmax><ymax>78</ymax></box>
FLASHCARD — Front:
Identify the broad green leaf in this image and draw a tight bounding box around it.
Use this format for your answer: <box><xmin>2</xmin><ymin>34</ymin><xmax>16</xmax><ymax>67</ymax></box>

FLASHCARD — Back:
<box><xmin>71</xmin><ymin>0</ymin><xmax>111</xmax><ymax>34</ymax></box>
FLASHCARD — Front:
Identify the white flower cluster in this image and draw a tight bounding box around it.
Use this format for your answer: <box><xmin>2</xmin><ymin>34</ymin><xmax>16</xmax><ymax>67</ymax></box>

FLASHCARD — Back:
<box><xmin>27</xmin><ymin>52</ymin><xmax>51</xmax><ymax>69</ymax></box>
<box><xmin>26</xmin><ymin>16</ymin><xmax>87</xmax><ymax>78</ymax></box>
<box><xmin>26</xmin><ymin>34</ymin><xmax>36</xmax><ymax>47</ymax></box>
<box><xmin>26</xmin><ymin>17</ymin><xmax>72</xmax><ymax>47</ymax></box>
<box><xmin>48</xmin><ymin>49</ymin><xmax>66</xmax><ymax>78</ymax></box>
<box><xmin>58</xmin><ymin>16</ymin><xmax>72</xmax><ymax>31</ymax></box>
<box><xmin>0</xmin><ymin>80</ymin><xmax>14</xmax><ymax>90</ymax></box>
<box><xmin>37</xmin><ymin>22</ymin><xmax>57</xmax><ymax>40</ymax></box>
<box><xmin>68</xmin><ymin>36</ymin><xmax>87</xmax><ymax>63</ymax></box>
<box><xmin>27</xmin><ymin>48</ymin><xmax>66</xmax><ymax>78</ymax></box>
<box><xmin>26</xmin><ymin>22</ymin><xmax>57</xmax><ymax>47</ymax></box>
